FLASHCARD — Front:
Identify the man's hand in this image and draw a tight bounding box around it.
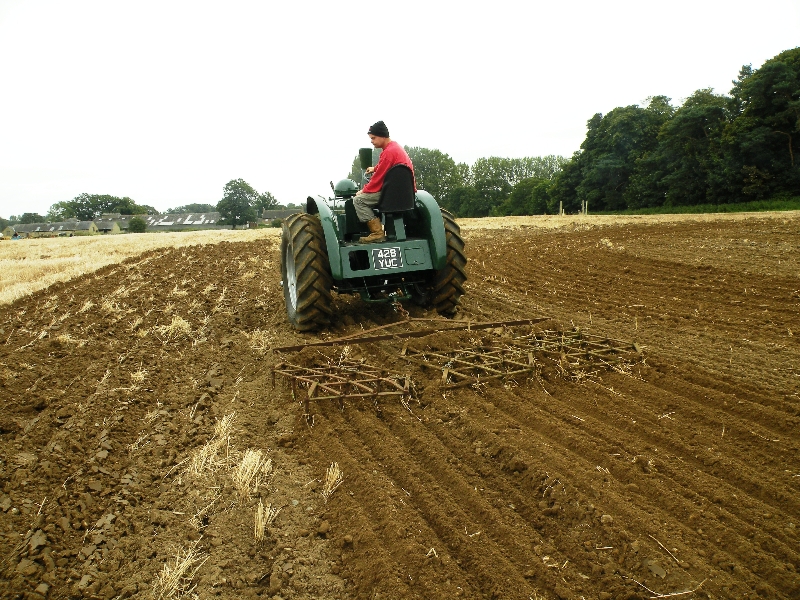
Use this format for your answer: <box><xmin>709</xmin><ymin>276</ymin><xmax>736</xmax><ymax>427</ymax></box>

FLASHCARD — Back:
<box><xmin>366</xmin><ymin>166</ymin><xmax>375</xmax><ymax>174</ymax></box>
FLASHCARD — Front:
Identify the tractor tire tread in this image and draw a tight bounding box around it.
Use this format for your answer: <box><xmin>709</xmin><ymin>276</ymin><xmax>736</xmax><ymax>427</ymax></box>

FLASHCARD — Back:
<box><xmin>431</xmin><ymin>209</ymin><xmax>467</xmax><ymax>316</ymax></box>
<box><xmin>281</xmin><ymin>214</ymin><xmax>333</xmax><ymax>330</ymax></box>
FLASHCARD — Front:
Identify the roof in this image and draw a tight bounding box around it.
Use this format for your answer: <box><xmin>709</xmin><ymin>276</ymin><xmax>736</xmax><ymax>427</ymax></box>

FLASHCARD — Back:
<box><xmin>14</xmin><ymin>221</ymin><xmax>97</xmax><ymax>232</ymax></box>
<box><xmin>95</xmin><ymin>220</ymin><xmax>120</xmax><ymax>230</ymax></box>
<box><xmin>117</xmin><ymin>212</ymin><xmax>224</xmax><ymax>229</ymax></box>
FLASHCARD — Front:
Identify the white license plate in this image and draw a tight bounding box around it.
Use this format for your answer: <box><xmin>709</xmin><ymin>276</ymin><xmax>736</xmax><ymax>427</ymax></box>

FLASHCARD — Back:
<box><xmin>372</xmin><ymin>247</ymin><xmax>403</xmax><ymax>270</ymax></box>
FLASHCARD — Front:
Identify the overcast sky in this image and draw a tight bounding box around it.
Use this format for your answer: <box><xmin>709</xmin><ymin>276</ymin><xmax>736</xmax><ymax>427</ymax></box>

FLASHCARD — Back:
<box><xmin>1</xmin><ymin>0</ymin><xmax>798</xmax><ymax>218</ymax></box>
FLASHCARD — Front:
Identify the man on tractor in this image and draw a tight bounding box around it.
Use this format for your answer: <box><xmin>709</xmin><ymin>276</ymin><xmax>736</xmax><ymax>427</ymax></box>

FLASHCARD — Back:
<box><xmin>353</xmin><ymin>120</ymin><xmax>416</xmax><ymax>244</ymax></box>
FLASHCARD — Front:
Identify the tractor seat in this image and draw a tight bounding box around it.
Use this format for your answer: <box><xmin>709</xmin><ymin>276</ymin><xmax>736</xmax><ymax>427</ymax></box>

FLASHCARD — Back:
<box><xmin>371</xmin><ymin>164</ymin><xmax>416</xmax><ymax>241</ymax></box>
<box><xmin>377</xmin><ymin>164</ymin><xmax>416</xmax><ymax>213</ymax></box>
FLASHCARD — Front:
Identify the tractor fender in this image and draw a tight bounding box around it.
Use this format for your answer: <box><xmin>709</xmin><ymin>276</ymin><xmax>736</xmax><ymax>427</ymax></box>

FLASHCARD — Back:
<box><xmin>306</xmin><ymin>196</ymin><xmax>344</xmax><ymax>280</ymax></box>
<box><xmin>414</xmin><ymin>191</ymin><xmax>448</xmax><ymax>270</ymax></box>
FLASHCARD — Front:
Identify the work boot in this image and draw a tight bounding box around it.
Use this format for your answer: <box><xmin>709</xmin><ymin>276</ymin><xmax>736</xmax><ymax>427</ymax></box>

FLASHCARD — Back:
<box><xmin>359</xmin><ymin>217</ymin><xmax>386</xmax><ymax>244</ymax></box>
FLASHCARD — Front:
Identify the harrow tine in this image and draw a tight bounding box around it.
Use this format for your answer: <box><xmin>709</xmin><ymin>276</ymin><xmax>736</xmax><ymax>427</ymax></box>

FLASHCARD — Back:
<box><xmin>404</xmin><ymin>328</ymin><xmax>643</xmax><ymax>388</ymax></box>
<box><xmin>273</xmin><ymin>359</ymin><xmax>414</xmax><ymax>412</ymax></box>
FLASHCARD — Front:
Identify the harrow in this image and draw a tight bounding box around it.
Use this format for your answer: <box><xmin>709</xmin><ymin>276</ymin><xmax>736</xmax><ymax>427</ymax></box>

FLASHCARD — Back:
<box><xmin>272</xmin><ymin>359</ymin><xmax>411</xmax><ymax>416</ymax></box>
<box><xmin>402</xmin><ymin>329</ymin><xmax>643</xmax><ymax>388</ymax></box>
<box><xmin>271</xmin><ymin>321</ymin><xmax>643</xmax><ymax>411</ymax></box>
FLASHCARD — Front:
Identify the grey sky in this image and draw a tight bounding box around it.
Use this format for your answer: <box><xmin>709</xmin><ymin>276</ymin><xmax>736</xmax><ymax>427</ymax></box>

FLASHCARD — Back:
<box><xmin>1</xmin><ymin>0</ymin><xmax>798</xmax><ymax>218</ymax></box>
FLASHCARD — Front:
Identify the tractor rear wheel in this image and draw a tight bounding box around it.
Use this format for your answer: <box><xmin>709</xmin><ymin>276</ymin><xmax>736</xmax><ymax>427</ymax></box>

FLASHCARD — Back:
<box><xmin>430</xmin><ymin>208</ymin><xmax>467</xmax><ymax>316</ymax></box>
<box><xmin>281</xmin><ymin>213</ymin><xmax>333</xmax><ymax>331</ymax></box>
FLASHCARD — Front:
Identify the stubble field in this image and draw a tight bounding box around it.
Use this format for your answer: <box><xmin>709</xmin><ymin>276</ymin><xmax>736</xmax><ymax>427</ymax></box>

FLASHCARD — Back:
<box><xmin>0</xmin><ymin>211</ymin><xmax>798</xmax><ymax>600</ymax></box>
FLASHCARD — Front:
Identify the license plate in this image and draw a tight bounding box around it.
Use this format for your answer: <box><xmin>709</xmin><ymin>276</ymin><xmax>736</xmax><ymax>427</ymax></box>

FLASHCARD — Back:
<box><xmin>372</xmin><ymin>247</ymin><xmax>403</xmax><ymax>270</ymax></box>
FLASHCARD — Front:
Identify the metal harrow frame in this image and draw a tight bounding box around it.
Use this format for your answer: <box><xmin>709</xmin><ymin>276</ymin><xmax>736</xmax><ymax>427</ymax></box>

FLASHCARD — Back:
<box><xmin>272</xmin><ymin>359</ymin><xmax>411</xmax><ymax>415</ymax></box>
<box><xmin>402</xmin><ymin>329</ymin><xmax>642</xmax><ymax>388</ymax></box>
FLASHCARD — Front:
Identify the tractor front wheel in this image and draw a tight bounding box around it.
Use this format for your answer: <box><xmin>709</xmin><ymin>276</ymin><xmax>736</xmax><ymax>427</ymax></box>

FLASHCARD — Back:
<box><xmin>430</xmin><ymin>209</ymin><xmax>467</xmax><ymax>316</ymax></box>
<box><xmin>281</xmin><ymin>213</ymin><xmax>333</xmax><ymax>331</ymax></box>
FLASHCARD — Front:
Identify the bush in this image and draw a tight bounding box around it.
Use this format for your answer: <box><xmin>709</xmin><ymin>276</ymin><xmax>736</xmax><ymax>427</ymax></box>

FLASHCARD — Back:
<box><xmin>128</xmin><ymin>216</ymin><xmax>147</xmax><ymax>233</ymax></box>
<box><xmin>270</xmin><ymin>218</ymin><xmax>283</xmax><ymax>228</ymax></box>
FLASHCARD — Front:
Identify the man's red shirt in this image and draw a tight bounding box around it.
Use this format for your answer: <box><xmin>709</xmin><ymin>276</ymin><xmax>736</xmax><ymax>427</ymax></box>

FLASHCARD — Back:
<box><xmin>362</xmin><ymin>141</ymin><xmax>416</xmax><ymax>194</ymax></box>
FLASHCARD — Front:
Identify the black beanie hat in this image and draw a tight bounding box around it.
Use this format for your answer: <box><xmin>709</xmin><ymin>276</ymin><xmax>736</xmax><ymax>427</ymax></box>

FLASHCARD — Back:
<box><xmin>368</xmin><ymin>121</ymin><xmax>390</xmax><ymax>137</ymax></box>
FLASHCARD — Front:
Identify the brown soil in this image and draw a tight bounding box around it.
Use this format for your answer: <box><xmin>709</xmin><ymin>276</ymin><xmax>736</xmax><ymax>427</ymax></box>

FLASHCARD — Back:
<box><xmin>1</xmin><ymin>215</ymin><xmax>798</xmax><ymax>599</ymax></box>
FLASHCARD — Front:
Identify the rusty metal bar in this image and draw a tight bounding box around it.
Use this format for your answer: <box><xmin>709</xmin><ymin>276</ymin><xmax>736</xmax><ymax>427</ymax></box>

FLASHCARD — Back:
<box><xmin>273</xmin><ymin>317</ymin><xmax>550</xmax><ymax>353</ymax></box>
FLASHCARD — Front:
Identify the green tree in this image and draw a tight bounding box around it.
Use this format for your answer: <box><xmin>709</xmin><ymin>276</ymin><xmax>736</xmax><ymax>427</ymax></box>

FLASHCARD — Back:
<box><xmin>19</xmin><ymin>212</ymin><xmax>47</xmax><ymax>224</ymax></box>
<box><xmin>47</xmin><ymin>201</ymin><xmax>75</xmax><ymax>221</ymax></box>
<box><xmin>128</xmin><ymin>216</ymin><xmax>147</xmax><ymax>233</ymax></box>
<box><xmin>438</xmin><ymin>186</ymin><xmax>476</xmax><ymax>217</ymax></box>
<box><xmin>723</xmin><ymin>48</ymin><xmax>800</xmax><ymax>199</ymax></box>
<box><xmin>348</xmin><ymin>156</ymin><xmax>361</xmax><ymax>184</ymax></box>
<box><xmin>217</xmin><ymin>179</ymin><xmax>258</xmax><ymax>229</ymax></box>
<box><xmin>404</xmin><ymin>147</ymin><xmax>468</xmax><ymax>204</ymax></box>
<box><xmin>48</xmin><ymin>194</ymin><xmax>150</xmax><ymax>221</ymax></box>
<box><xmin>254</xmin><ymin>191</ymin><xmax>279</xmax><ymax>215</ymax></box>
<box><xmin>627</xmin><ymin>89</ymin><xmax>731</xmax><ymax>208</ymax></box>
<box><xmin>470</xmin><ymin>157</ymin><xmax>514</xmax><ymax>216</ymax></box>
<box><xmin>494</xmin><ymin>177</ymin><xmax>553</xmax><ymax>215</ymax></box>
<box><xmin>470</xmin><ymin>156</ymin><xmax>567</xmax><ymax>216</ymax></box>
<box><xmin>572</xmin><ymin>96</ymin><xmax>675</xmax><ymax>211</ymax></box>
<box><xmin>548</xmin><ymin>151</ymin><xmax>584</xmax><ymax>213</ymax></box>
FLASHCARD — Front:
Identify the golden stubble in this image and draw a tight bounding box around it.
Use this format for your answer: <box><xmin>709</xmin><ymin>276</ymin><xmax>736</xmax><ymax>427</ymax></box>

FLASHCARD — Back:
<box><xmin>0</xmin><ymin>228</ymin><xmax>280</xmax><ymax>305</ymax></box>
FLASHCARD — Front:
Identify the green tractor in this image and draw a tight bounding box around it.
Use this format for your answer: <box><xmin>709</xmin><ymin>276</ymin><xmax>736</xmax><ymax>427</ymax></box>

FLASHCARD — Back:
<box><xmin>280</xmin><ymin>148</ymin><xmax>467</xmax><ymax>331</ymax></box>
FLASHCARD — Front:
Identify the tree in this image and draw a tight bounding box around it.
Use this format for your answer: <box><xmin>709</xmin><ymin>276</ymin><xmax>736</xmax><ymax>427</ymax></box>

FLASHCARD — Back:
<box><xmin>217</xmin><ymin>179</ymin><xmax>258</xmax><ymax>228</ymax></box>
<box><xmin>627</xmin><ymin>89</ymin><xmax>731</xmax><ymax>208</ymax></box>
<box><xmin>442</xmin><ymin>186</ymin><xmax>484</xmax><ymax>218</ymax></box>
<box><xmin>128</xmin><ymin>216</ymin><xmax>147</xmax><ymax>233</ymax></box>
<box><xmin>548</xmin><ymin>151</ymin><xmax>584</xmax><ymax>213</ymax></box>
<box><xmin>48</xmin><ymin>194</ymin><xmax>150</xmax><ymax>221</ymax></box>
<box><xmin>19</xmin><ymin>212</ymin><xmax>47</xmax><ymax>224</ymax></box>
<box><xmin>571</xmin><ymin>96</ymin><xmax>675</xmax><ymax>211</ymax></box>
<box><xmin>470</xmin><ymin>157</ymin><xmax>515</xmax><ymax>216</ymax></box>
<box><xmin>404</xmin><ymin>147</ymin><xmax>468</xmax><ymax>204</ymax></box>
<box><xmin>254</xmin><ymin>191</ymin><xmax>279</xmax><ymax>214</ymax></box>
<box><xmin>494</xmin><ymin>177</ymin><xmax>553</xmax><ymax>215</ymax></box>
<box><xmin>723</xmin><ymin>48</ymin><xmax>800</xmax><ymax>199</ymax></box>
<box><xmin>47</xmin><ymin>202</ymin><xmax>75</xmax><ymax>221</ymax></box>
<box><xmin>469</xmin><ymin>156</ymin><xmax>568</xmax><ymax>216</ymax></box>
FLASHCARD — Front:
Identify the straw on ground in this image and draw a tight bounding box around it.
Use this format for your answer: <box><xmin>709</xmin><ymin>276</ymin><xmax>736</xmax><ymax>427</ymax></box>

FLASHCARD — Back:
<box><xmin>254</xmin><ymin>499</ymin><xmax>281</xmax><ymax>544</ymax></box>
<box><xmin>231</xmin><ymin>449</ymin><xmax>273</xmax><ymax>502</ymax></box>
<box><xmin>151</xmin><ymin>541</ymin><xmax>208</xmax><ymax>600</ymax></box>
<box><xmin>186</xmin><ymin>412</ymin><xmax>236</xmax><ymax>475</ymax></box>
<box><xmin>321</xmin><ymin>462</ymin><xmax>343</xmax><ymax>503</ymax></box>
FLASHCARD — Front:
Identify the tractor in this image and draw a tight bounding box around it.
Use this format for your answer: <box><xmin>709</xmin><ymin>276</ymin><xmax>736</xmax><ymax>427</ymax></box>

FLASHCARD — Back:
<box><xmin>280</xmin><ymin>148</ymin><xmax>467</xmax><ymax>331</ymax></box>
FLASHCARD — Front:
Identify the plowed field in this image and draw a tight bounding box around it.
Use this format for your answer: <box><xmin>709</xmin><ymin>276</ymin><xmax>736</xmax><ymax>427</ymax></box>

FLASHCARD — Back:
<box><xmin>1</xmin><ymin>213</ymin><xmax>798</xmax><ymax>600</ymax></box>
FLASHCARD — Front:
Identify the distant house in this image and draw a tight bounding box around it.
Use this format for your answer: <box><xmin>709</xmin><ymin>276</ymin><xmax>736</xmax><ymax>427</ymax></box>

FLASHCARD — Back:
<box><xmin>95</xmin><ymin>220</ymin><xmax>122</xmax><ymax>234</ymax></box>
<box><xmin>2</xmin><ymin>226</ymin><xmax>15</xmax><ymax>238</ymax></box>
<box><xmin>14</xmin><ymin>221</ymin><xmax>99</xmax><ymax>238</ymax></box>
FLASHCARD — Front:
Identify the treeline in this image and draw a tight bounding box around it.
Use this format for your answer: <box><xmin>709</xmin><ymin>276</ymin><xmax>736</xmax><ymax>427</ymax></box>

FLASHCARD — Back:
<box><xmin>553</xmin><ymin>47</ymin><xmax>800</xmax><ymax>212</ymax></box>
<box><xmin>0</xmin><ymin>180</ymin><xmax>281</xmax><ymax>231</ymax></box>
<box><xmin>354</xmin><ymin>47</ymin><xmax>799</xmax><ymax>217</ymax></box>
<box><xmin>49</xmin><ymin>194</ymin><xmax>157</xmax><ymax>221</ymax></box>
<box><xmin>1</xmin><ymin>195</ymin><xmax>156</xmax><ymax>228</ymax></box>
